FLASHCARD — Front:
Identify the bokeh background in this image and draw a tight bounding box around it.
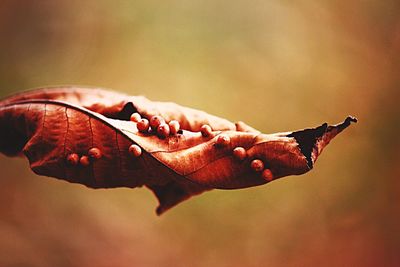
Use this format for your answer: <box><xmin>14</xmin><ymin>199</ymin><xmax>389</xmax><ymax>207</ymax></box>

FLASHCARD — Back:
<box><xmin>0</xmin><ymin>0</ymin><xmax>399</xmax><ymax>266</ymax></box>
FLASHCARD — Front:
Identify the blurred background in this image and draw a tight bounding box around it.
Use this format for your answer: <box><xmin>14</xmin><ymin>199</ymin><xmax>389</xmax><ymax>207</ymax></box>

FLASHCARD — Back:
<box><xmin>0</xmin><ymin>0</ymin><xmax>399</xmax><ymax>266</ymax></box>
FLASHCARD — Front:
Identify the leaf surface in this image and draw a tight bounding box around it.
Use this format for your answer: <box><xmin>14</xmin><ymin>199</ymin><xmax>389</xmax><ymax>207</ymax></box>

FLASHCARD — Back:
<box><xmin>0</xmin><ymin>87</ymin><xmax>357</xmax><ymax>214</ymax></box>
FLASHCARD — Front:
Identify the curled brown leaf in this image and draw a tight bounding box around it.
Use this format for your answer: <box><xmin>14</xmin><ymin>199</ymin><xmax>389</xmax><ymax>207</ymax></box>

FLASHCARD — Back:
<box><xmin>0</xmin><ymin>86</ymin><xmax>357</xmax><ymax>214</ymax></box>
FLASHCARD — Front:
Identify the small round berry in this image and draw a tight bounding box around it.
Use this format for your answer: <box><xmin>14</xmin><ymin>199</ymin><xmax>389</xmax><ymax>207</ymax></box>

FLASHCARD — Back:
<box><xmin>80</xmin><ymin>155</ymin><xmax>90</xmax><ymax>167</ymax></box>
<box><xmin>250</xmin><ymin>159</ymin><xmax>264</xmax><ymax>172</ymax></box>
<box><xmin>157</xmin><ymin>123</ymin><xmax>170</xmax><ymax>138</ymax></box>
<box><xmin>137</xmin><ymin>118</ymin><xmax>150</xmax><ymax>133</ymax></box>
<box><xmin>200</xmin><ymin>124</ymin><xmax>212</xmax><ymax>137</ymax></box>
<box><xmin>216</xmin><ymin>135</ymin><xmax>230</xmax><ymax>147</ymax></box>
<box><xmin>262</xmin><ymin>169</ymin><xmax>274</xmax><ymax>181</ymax></box>
<box><xmin>129</xmin><ymin>144</ymin><xmax>142</xmax><ymax>157</ymax></box>
<box><xmin>233</xmin><ymin>147</ymin><xmax>246</xmax><ymax>160</ymax></box>
<box><xmin>168</xmin><ymin>120</ymin><xmax>180</xmax><ymax>135</ymax></box>
<box><xmin>130</xmin><ymin>112</ymin><xmax>141</xmax><ymax>122</ymax></box>
<box><xmin>66</xmin><ymin>153</ymin><xmax>79</xmax><ymax>166</ymax></box>
<box><xmin>88</xmin><ymin>147</ymin><xmax>102</xmax><ymax>160</ymax></box>
<box><xmin>150</xmin><ymin>115</ymin><xmax>165</xmax><ymax>130</ymax></box>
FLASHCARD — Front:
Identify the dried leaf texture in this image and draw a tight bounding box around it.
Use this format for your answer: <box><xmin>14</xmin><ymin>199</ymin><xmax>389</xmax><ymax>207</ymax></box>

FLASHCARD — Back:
<box><xmin>0</xmin><ymin>86</ymin><xmax>237</xmax><ymax>131</ymax></box>
<box><xmin>0</xmin><ymin>87</ymin><xmax>357</xmax><ymax>214</ymax></box>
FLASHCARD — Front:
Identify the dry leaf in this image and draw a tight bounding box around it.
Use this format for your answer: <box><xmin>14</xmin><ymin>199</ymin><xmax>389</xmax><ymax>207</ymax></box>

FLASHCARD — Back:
<box><xmin>0</xmin><ymin>86</ymin><xmax>357</xmax><ymax>214</ymax></box>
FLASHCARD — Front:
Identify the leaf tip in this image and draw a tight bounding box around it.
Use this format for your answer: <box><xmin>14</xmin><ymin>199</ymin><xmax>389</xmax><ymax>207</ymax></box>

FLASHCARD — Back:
<box><xmin>346</xmin><ymin>115</ymin><xmax>358</xmax><ymax>124</ymax></box>
<box><xmin>288</xmin><ymin>116</ymin><xmax>357</xmax><ymax>169</ymax></box>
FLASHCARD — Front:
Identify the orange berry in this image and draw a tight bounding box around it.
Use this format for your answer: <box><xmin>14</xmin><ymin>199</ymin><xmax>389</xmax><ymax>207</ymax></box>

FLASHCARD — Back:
<box><xmin>150</xmin><ymin>115</ymin><xmax>165</xmax><ymax>130</ymax></box>
<box><xmin>129</xmin><ymin>144</ymin><xmax>142</xmax><ymax>157</ymax></box>
<box><xmin>157</xmin><ymin>123</ymin><xmax>170</xmax><ymax>138</ymax></box>
<box><xmin>168</xmin><ymin>120</ymin><xmax>180</xmax><ymax>135</ymax></box>
<box><xmin>200</xmin><ymin>124</ymin><xmax>212</xmax><ymax>137</ymax></box>
<box><xmin>130</xmin><ymin>112</ymin><xmax>141</xmax><ymax>122</ymax></box>
<box><xmin>137</xmin><ymin>118</ymin><xmax>150</xmax><ymax>133</ymax></box>
<box><xmin>216</xmin><ymin>134</ymin><xmax>230</xmax><ymax>147</ymax></box>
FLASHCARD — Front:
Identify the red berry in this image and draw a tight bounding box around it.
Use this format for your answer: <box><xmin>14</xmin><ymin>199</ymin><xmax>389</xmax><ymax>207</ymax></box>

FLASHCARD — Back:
<box><xmin>262</xmin><ymin>169</ymin><xmax>274</xmax><ymax>181</ymax></box>
<box><xmin>250</xmin><ymin>159</ymin><xmax>264</xmax><ymax>172</ymax></box>
<box><xmin>233</xmin><ymin>147</ymin><xmax>246</xmax><ymax>160</ymax></box>
<box><xmin>88</xmin><ymin>147</ymin><xmax>102</xmax><ymax>160</ymax></box>
<box><xmin>80</xmin><ymin>155</ymin><xmax>90</xmax><ymax>167</ymax></box>
<box><xmin>66</xmin><ymin>153</ymin><xmax>79</xmax><ymax>166</ymax></box>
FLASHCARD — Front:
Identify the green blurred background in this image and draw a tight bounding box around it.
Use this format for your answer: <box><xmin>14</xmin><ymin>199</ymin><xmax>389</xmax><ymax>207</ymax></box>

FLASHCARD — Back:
<box><xmin>0</xmin><ymin>0</ymin><xmax>399</xmax><ymax>266</ymax></box>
